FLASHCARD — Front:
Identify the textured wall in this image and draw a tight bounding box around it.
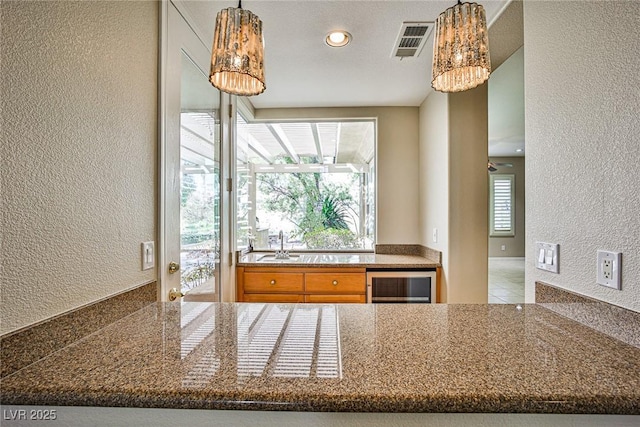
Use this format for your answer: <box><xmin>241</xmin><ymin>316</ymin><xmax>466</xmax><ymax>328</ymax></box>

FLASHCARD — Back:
<box><xmin>448</xmin><ymin>87</ymin><xmax>489</xmax><ymax>303</ymax></box>
<box><xmin>524</xmin><ymin>1</ymin><xmax>640</xmax><ymax>311</ymax></box>
<box><xmin>418</xmin><ymin>91</ymin><xmax>449</xmax><ymax>300</ymax></box>
<box><xmin>1</xmin><ymin>1</ymin><xmax>158</xmax><ymax>334</ymax></box>
<box><xmin>419</xmin><ymin>86</ymin><xmax>489</xmax><ymax>303</ymax></box>
<box><xmin>488</xmin><ymin>47</ymin><xmax>524</xmax><ymax>156</ymax></box>
<box><xmin>254</xmin><ymin>107</ymin><xmax>421</xmax><ymax>245</ymax></box>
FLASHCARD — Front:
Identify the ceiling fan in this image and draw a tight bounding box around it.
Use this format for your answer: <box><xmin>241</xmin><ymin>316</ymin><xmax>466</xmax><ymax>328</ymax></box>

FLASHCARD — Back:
<box><xmin>488</xmin><ymin>161</ymin><xmax>513</xmax><ymax>172</ymax></box>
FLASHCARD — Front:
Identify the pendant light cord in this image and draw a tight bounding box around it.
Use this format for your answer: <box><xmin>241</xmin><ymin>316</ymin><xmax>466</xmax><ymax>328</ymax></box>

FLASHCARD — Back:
<box><xmin>238</xmin><ymin>0</ymin><xmax>242</xmax><ymax>9</ymax></box>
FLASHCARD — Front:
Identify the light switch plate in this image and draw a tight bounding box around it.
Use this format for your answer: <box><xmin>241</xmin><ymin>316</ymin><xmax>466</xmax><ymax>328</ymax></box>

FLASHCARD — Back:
<box><xmin>535</xmin><ymin>242</ymin><xmax>559</xmax><ymax>273</ymax></box>
<box><xmin>141</xmin><ymin>241</ymin><xmax>155</xmax><ymax>270</ymax></box>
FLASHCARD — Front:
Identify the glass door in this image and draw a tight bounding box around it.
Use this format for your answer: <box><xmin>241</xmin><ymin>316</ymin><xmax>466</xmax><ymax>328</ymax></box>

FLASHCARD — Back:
<box><xmin>161</xmin><ymin>3</ymin><xmax>224</xmax><ymax>302</ymax></box>
<box><xmin>178</xmin><ymin>54</ymin><xmax>221</xmax><ymax>301</ymax></box>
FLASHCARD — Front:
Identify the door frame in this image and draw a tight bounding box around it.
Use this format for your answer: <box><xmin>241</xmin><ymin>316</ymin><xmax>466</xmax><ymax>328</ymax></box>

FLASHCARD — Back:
<box><xmin>158</xmin><ymin>0</ymin><xmax>234</xmax><ymax>302</ymax></box>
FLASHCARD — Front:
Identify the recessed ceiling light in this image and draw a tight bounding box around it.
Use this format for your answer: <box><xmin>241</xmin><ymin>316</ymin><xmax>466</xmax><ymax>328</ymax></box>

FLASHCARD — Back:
<box><xmin>326</xmin><ymin>31</ymin><xmax>351</xmax><ymax>47</ymax></box>
<box><xmin>516</xmin><ymin>148</ymin><xmax>524</xmax><ymax>153</ymax></box>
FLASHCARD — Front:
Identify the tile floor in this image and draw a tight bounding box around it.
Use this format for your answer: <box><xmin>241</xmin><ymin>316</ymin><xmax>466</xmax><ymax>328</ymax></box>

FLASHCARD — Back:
<box><xmin>488</xmin><ymin>257</ymin><xmax>525</xmax><ymax>304</ymax></box>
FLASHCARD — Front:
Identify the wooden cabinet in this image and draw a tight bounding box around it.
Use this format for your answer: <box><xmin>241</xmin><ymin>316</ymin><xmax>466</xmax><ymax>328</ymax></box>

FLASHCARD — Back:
<box><xmin>244</xmin><ymin>293</ymin><xmax>304</xmax><ymax>303</ymax></box>
<box><xmin>304</xmin><ymin>294</ymin><xmax>366</xmax><ymax>304</ymax></box>
<box><xmin>305</xmin><ymin>272</ymin><xmax>364</xmax><ymax>294</ymax></box>
<box><xmin>237</xmin><ymin>267</ymin><xmax>366</xmax><ymax>304</ymax></box>
<box><xmin>243</xmin><ymin>272</ymin><xmax>304</xmax><ymax>293</ymax></box>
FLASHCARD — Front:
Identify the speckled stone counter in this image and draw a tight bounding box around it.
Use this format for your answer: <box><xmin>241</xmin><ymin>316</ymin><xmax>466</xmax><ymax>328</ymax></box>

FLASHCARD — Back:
<box><xmin>2</xmin><ymin>302</ymin><xmax>639</xmax><ymax>414</ymax></box>
<box><xmin>238</xmin><ymin>252</ymin><xmax>440</xmax><ymax>268</ymax></box>
<box><xmin>0</xmin><ymin>281</ymin><xmax>157</xmax><ymax>378</ymax></box>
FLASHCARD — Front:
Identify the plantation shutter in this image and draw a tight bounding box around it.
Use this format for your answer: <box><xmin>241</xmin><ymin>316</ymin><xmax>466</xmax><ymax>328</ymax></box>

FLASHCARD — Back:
<box><xmin>490</xmin><ymin>174</ymin><xmax>515</xmax><ymax>237</ymax></box>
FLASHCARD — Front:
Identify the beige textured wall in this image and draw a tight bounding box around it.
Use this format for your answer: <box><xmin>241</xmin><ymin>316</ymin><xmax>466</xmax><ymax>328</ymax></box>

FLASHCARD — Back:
<box><xmin>448</xmin><ymin>87</ymin><xmax>489</xmax><ymax>303</ymax></box>
<box><xmin>0</xmin><ymin>1</ymin><xmax>158</xmax><ymax>335</ymax></box>
<box><xmin>524</xmin><ymin>1</ymin><xmax>640</xmax><ymax>311</ymax></box>
<box><xmin>418</xmin><ymin>91</ymin><xmax>450</xmax><ymax>301</ymax></box>
<box><xmin>254</xmin><ymin>107</ymin><xmax>421</xmax><ymax>245</ymax></box>
<box><xmin>488</xmin><ymin>47</ymin><xmax>524</xmax><ymax>154</ymax></box>
<box><xmin>419</xmin><ymin>86</ymin><xmax>488</xmax><ymax>303</ymax></box>
<box><xmin>488</xmin><ymin>157</ymin><xmax>525</xmax><ymax>257</ymax></box>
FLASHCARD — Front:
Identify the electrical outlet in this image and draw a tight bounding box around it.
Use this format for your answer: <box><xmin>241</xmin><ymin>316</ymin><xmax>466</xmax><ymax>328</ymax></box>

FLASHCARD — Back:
<box><xmin>501</xmin><ymin>245</ymin><xmax>506</xmax><ymax>251</ymax></box>
<box><xmin>597</xmin><ymin>250</ymin><xmax>621</xmax><ymax>289</ymax></box>
<box><xmin>603</xmin><ymin>259</ymin><xmax>613</xmax><ymax>279</ymax></box>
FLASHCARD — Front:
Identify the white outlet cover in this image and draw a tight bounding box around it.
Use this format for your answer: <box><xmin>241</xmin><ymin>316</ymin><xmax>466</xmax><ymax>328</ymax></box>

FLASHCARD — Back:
<box><xmin>597</xmin><ymin>250</ymin><xmax>621</xmax><ymax>290</ymax></box>
<box><xmin>535</xmin><ymin>242</ymin><xmax>559</xmax><ymax>273</ymax></box>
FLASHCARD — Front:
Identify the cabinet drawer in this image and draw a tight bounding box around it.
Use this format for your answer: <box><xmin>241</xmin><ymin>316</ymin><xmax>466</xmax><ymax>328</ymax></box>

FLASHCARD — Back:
<box><xmin>305</xmin><ymin>294</ymin><xmax>366</xmax><ymax>304</ymax></box>
<box><xmin>244</xmin><ymin>272</ymin><xmax>304</xmax><ymax>293</ymax></box>
<box><xmin>244</xmin><ymin>293</ymin><xmax>304</xmax><ymax>303</ymax></box>
<box><xmin>305</xmin><ymin>273</ymin><xmax>365</xmax><ymax>294</ymax></box>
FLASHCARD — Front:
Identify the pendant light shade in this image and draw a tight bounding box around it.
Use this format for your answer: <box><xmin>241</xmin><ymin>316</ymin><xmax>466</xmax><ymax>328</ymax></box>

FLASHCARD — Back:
<box><xmin>431</xmin><ymin>1</ymin><xmax>491</xmax><ymax>93</ymax></box>
<box><xmin>210</xmin><ymin>4</ymin><xmax>266</xmax><ymax>96</ymax></box>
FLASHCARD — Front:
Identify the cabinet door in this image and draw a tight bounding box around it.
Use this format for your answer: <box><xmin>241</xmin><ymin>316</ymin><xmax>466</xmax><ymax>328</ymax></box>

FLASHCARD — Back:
<box><xmin>244</xmin><ymin>272</ymin><xmax>304</xmax><ymax>293</ymax></box>
<box><xmin>305</xmin><ymin>273</ymin><xmax>365</xmax><ymax>294</ymax></box>
<box><xmin>305</xmin><ymin>294</ymin><xmax>366</xmax><ymax>304</ymax></box>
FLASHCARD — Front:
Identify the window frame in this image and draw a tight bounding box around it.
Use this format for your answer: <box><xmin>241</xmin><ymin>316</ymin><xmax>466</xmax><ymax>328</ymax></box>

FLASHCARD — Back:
<box><xmin>489</xmin><ymin>174</ymin><xmax>515</xmax><ymax>237</ymax></box>
<box><xmin>234</xmin><ymin>108</ymin><xmax>377</xmax><ymax>252</ymax></box>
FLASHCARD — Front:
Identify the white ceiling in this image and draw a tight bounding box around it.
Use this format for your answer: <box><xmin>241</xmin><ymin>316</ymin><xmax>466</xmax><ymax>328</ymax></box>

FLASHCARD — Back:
<box><xmin>180</xmin><ymin>0</ymin><xmax>510</xmax><ymax>108</ymax></box>
<box><xmin>179</xmin><ymin>0</ymin><xmax>524</xmax><ymax>157</ymax></box>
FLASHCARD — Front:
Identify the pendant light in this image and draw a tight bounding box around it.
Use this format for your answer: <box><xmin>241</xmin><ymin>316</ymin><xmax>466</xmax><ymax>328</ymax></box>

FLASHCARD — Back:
<box><xmin>431</xmin><ymin>1</ymin><xmax>491</xmax><ymax>93</ymax></box>
<box><xmin>210</xmin><ymin>1</ymin><xmax>266</xmax><ymax>96</ymax></box>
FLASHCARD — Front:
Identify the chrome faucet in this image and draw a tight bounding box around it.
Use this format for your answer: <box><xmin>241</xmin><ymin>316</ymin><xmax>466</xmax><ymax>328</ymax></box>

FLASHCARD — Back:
<box><xmin>275</xmin><ymin>230</ymin><xmax>289</xmax><ymax>259</ymax></box>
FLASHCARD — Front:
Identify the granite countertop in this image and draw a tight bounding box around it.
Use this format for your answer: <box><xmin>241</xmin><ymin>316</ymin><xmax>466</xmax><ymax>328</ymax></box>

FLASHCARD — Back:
<box><xmin>238</xmin><ymin>252</ymin><xmax>440</xmax><ymax>268</ymax></box>
<box><xmin>2</xmin><ymin>302</ymin><xmax>639</xmax><ymax>414</ymax></box>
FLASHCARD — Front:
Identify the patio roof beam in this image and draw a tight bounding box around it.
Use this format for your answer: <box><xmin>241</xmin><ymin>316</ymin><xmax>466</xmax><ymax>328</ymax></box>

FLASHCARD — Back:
<box><xmin>238</xmin><ymin>132</ymin><xmax>273</xmax><ymax>164</ymax></box>
<box><xmin>181</xmin><ymin>124</ymin><xmax>215</xmax><ymax>147</ymax></box>
<box><xmin>267</xmin><ymin>124</ymin><xmax>300</xmax><ymax>164</ymax></box>
<box><xmin>310</xmin><ymin>123</ymin><xmax>324</xmax><ymax>164</ymax></box>
<box><xmin>253</xmin><ymin>163</ymin><xmax>369</xmax><ymax>173</ymax></box>
<box><xmin>334</xmin><ymin>123</ymin><xmax>342</xmax><ymax>162</ymax></box>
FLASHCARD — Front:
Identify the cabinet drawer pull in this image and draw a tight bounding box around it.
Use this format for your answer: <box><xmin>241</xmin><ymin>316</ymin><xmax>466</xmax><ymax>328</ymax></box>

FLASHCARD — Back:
<box><xmin>332</xmin><ymin>280</ymin><xmax>338</xmax><ymax>286</ymax></box>
<box><xmin>270</xmin><ymin>279</ymin><xmax>276</xmax><ymax>285</ymax></box>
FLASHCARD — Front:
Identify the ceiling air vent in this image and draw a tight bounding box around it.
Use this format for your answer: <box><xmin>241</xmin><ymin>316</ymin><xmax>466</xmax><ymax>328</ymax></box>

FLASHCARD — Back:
<box><xmin>391</xmin><ymin>22</ymin><xmax>434</xmax><ymax>59</ymax></box>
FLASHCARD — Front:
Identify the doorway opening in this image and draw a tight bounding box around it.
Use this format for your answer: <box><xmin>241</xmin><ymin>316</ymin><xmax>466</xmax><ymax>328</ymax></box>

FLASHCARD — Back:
<box><xmin>487</xmin><ymin>42</ymin><xmax>525</xmax><ymax>303</ymax></box>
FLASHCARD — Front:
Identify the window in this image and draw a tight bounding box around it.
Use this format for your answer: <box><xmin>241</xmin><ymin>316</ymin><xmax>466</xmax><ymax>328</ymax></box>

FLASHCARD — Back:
<box><xmin>489</xmin><ymin>174</ymin><xmax>515</xmax><ymax>237</ymax></box>
<box><xmin>236</xmin><ymin>113</ymin><xmax>376</xmax><ymax>251</ymax></box>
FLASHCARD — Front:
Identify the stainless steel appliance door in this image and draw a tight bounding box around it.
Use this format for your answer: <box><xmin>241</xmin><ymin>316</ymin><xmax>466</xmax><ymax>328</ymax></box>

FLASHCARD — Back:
<box><xmin>366</xmin><ymin>271</ymin><xmax>436</xmax><ymax>303</ymax></box>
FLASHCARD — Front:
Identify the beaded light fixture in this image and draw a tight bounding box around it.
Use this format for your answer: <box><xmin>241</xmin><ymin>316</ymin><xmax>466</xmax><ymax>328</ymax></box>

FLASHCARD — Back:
<box><xmin>431</xmin><ymin>1</ymin><xmax>491</xmax><ymax>93</ymax></box>
<box><xmin>210</xmin><ymin>1</ymin><xmax>266</xmax><ymax>96</ymax></box>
